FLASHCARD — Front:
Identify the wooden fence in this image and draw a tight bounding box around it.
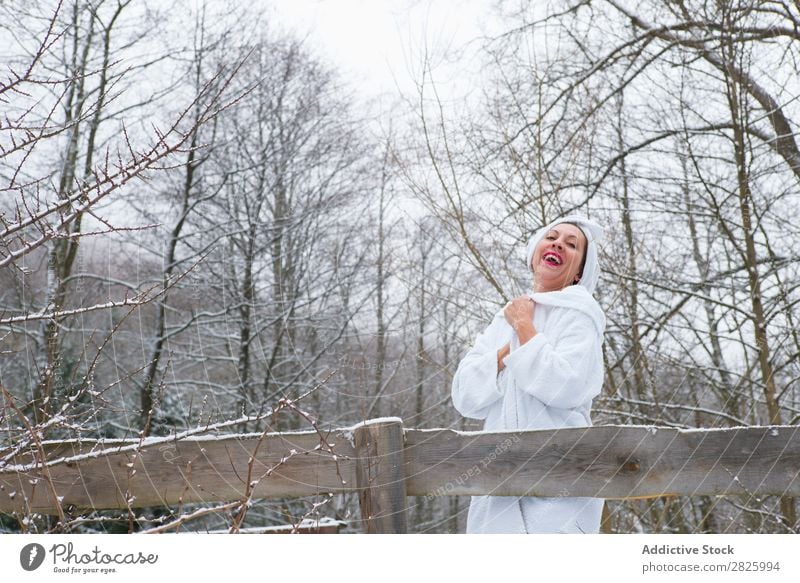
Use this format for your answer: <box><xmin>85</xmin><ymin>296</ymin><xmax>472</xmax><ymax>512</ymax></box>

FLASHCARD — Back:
<box><xmin>1</xmin><ymin>418</ymin><xmax>799</xmax><ymax>532</ymax></box>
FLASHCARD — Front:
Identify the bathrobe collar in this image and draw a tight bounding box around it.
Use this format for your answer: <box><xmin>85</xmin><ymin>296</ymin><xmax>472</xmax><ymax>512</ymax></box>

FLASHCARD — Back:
<box><xmin>528</xmin><ymin>286</ymin><xmax>605</xmax><ymax>335</ymax></box>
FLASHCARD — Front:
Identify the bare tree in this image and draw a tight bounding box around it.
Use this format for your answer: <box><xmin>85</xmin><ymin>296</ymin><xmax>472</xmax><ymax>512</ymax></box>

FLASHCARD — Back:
<box><xmin>0</xmin><ymin>0</ymin><xmax>261</xmax><ymax>532</ymax></box>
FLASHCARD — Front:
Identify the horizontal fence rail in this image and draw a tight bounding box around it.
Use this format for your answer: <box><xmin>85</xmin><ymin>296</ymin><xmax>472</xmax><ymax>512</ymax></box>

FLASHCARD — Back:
<box><xmin>0</xmin><ymin>429</ymin><xmax>360</xmax><ymax>513</ymax></box>
<box><xmin>404</xmin><ymin>425</ymin><xmax>800</xmax><ymax>498</ymax></box>
<box><xmin>1</xmin><ymin>419</ymin><xmax>799</xmax><ymax>532</ymax></box>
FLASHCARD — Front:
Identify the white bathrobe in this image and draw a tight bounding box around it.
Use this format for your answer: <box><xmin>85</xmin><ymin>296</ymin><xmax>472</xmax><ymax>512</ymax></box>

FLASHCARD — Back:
<box><xmin>451</xmin><ymin>285</ymin><xmax>606</xmax><ymax>533</ymax></box>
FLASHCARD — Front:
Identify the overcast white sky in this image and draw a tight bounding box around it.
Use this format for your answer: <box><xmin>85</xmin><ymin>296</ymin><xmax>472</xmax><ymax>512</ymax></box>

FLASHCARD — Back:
<box><xmin>264</xmin><ymin>0</ymin><xmax>497</xmax><ymax>99</ymax></box>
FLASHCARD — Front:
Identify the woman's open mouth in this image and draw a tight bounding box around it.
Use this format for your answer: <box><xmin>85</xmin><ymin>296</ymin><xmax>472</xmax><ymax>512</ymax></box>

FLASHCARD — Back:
<box><xmin>543</xmin><ymin>251</ymin><xmax>563</xmax><ymax>266</ymax></box>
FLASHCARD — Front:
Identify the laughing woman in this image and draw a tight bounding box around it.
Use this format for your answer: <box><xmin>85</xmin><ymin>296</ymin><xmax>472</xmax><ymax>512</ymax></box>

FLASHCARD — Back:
<box><xmin>451</xmin><ymin>215</ymin><xmax>606</xmax><ymax>534</ymax></box>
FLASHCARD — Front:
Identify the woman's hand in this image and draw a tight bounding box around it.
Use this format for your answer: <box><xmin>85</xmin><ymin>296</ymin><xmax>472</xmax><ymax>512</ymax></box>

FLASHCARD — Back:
<box><xmin>503</xmin><ymin>295</ymin><xmax>537</xmax><ymax>345</ymax></box>
<box><xmin>497</xmin><ymin>342</ymin><xmax>510</xmax><ymax>373</ymax></box>
<box><xmin>504</xmin><ymin>295</ymin><xmax>534</xmax><ymax>330</ymax></box>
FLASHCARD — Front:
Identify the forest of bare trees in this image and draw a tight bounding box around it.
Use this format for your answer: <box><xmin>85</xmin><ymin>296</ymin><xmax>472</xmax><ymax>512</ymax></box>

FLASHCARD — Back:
<box><xmin>1</xmin><ymin>0</ymin><xmax>799</xmax><ymax>534</ymax></box>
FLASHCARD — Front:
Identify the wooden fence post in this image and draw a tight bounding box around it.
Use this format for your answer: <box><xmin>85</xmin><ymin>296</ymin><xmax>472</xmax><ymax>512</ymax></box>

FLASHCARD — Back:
<box><xmin>354</xmin><ymin>418</ymin><xmax>408</xmax><ymax>533</ymax></box>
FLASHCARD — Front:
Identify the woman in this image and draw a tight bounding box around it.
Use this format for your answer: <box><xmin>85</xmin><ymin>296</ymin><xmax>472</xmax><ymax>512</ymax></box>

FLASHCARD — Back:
<box><xmin>451</xmin><ymin>215</ymin><xmax>606</xmax><ymax>533</ymax></box>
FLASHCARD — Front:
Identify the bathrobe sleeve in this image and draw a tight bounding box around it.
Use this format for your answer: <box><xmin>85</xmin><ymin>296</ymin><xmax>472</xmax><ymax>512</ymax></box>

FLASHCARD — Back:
<box><xmin>502</xmin><ymin>309</ymin><xmax>602</xmax><ymax>410</ymax></box>
<box><xmin>451</xmin><ymin>311</ymin><xmax>508</xmax><ymax>420</ymax></box>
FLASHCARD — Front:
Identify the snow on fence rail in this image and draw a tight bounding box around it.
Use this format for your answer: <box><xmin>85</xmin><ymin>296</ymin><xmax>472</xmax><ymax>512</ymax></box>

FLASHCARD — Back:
<box><xmin>1</xmin><ymin>419</ymin><xmax>799</xmax><ymax>533</ymax></box>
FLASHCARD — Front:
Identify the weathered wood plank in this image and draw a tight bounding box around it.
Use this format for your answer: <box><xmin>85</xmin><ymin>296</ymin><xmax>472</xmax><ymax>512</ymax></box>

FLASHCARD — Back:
<box><xmin>354</xmin><ymin>419</ymin><xmax>408</xmax><ymax>534</ymax></box>
<box><xmin>0</xmin><ymin>430</ymin><xmax>358</xmax><ymax>514</ymax></box>
<box><xmin>2</xmin><ymin>424</ymin><xmax>799</xmax><ymax>517</ymax></box>
<box><xmin>403</xmin><ymin>425</ymin><xmax>800</xmax><ymax>498</ymax></box>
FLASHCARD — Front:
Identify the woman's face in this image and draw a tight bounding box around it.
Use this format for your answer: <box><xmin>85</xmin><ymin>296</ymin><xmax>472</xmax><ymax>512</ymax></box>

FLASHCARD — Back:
<box><xmin>531</xmin><ymin>223</ymin><xmax>587</xmax><ymax>292</ymax></box>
